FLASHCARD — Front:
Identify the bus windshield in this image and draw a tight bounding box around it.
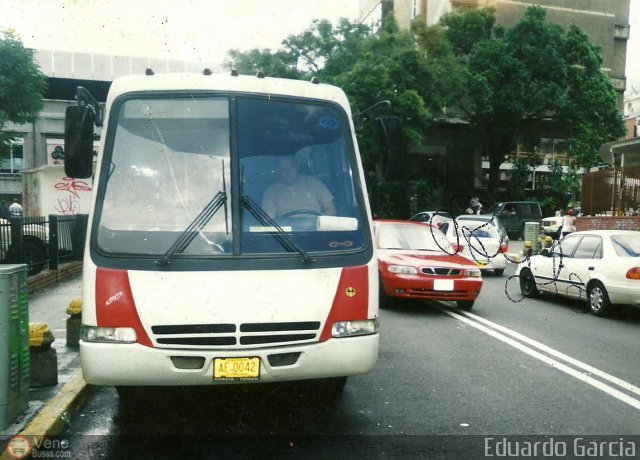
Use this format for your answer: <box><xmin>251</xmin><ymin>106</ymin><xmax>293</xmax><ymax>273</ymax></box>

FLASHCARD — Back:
<box><xmin>95</xmin><ymin>94</ymin><xmax>368</xmax><ymax>261</ymax></box>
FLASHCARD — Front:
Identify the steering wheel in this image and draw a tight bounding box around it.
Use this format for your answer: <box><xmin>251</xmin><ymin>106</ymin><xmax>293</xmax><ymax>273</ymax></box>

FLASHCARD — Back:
<box><xmin>280</xmin><ymin>209</ymin><xmax>325</xmax><ymax>218</ymax></box>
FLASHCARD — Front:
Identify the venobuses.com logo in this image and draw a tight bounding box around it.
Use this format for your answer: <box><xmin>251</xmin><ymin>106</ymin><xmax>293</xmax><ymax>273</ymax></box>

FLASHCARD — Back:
<box><xmin>5</xmin><ymin>436</ymin><xmax>72</xmax><ymax>458</ymax></box>
<box><xmin>5</xmin><ymin>436</ymin><xmax>32</xmax><ymax>459</ymax></box>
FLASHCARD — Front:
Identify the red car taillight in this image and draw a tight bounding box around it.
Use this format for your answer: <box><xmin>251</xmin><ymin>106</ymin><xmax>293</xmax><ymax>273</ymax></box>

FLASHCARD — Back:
<box><xmin>500</xmin><ymin>243</ymin><xmax>508</xmax><ymax>253</ymax></box>
<box><xmin>626</xmin><ymin>267</ymin><xmax>640</xmax><ymax>280</ymax></box>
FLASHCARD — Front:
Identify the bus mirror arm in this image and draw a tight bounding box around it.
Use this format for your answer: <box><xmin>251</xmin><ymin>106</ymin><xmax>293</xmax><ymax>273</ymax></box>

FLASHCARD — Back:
<box><xmin>76</xmin><ymin>86</ymin><xmax>104</xmax><ymax>127</ymax></box>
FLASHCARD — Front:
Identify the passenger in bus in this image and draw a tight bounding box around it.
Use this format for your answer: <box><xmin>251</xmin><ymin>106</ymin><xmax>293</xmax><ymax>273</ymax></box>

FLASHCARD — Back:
<box><xmin>262</xmin><ymin>155</ymin><xmax>336</xmax><ymax>219</ymax></box>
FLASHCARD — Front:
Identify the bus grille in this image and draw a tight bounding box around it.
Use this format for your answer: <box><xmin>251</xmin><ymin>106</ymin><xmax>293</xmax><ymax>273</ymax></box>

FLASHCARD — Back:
<box><xmin>150</xmin><ymin>321</ymin><xmax>321</xmax><ymax>348</ymax></box>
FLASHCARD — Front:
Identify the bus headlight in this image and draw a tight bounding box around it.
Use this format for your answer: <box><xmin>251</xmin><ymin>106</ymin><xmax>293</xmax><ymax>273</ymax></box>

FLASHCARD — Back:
<box><xmin>81</xmin><ymin>326</ymin><xmax>137</xmax><ymax>343</ymax></box>
<box><xmin>331</xmin><ymin>319</ymin><xmax>379</xmax><ymax>338</ymax></box>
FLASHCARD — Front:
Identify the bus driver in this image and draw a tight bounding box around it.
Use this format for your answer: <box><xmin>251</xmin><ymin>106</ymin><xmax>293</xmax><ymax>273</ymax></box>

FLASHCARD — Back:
<box><xmin>262</xmin><ymin>155</ymin><xmax>336</xmax><ymax>219</ymax></box>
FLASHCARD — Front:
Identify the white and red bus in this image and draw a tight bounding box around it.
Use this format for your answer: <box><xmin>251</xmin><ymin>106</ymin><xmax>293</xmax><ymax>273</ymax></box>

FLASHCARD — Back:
<box><xmin>64</xmin><ymin>71</ymin><xmax>380</xmax><ymax>398</ymax></box>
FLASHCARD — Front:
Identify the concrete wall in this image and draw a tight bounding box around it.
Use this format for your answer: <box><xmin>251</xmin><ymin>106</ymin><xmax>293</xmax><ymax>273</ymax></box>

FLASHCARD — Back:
<box><xmin>34</xmin><ymin>50</ymin><xmax>221</xmax><ymax>81</ymax></box>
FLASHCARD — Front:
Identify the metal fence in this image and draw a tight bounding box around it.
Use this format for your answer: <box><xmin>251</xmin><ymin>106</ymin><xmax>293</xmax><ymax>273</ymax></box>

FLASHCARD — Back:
<box><xmin>0</xmin><ymin>214</ymin><xmax>89</xmax><ymax>276</ymax></box>
<box><xmin>582</xmin><ymin>166</ymin><xmax>640</xmax><ymax>216</ymax></box>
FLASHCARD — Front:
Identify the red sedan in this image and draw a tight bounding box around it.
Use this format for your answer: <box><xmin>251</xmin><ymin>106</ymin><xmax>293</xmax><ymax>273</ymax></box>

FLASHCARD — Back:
<box><xmin>374</xmin><ymin>220</ymin><xmax>483</xmax><ymax>309</ymax></box>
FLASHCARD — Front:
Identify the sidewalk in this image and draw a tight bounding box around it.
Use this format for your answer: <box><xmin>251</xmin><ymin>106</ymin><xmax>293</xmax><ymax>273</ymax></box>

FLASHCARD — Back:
<box><xmin>1</xmin><ymin>267</ymin><xmax>86</xmax><ymax>457</ymax></box>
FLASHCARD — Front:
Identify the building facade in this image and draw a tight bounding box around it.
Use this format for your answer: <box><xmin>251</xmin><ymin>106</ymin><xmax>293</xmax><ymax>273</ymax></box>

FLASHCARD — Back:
<box><xmin>1</xmin><ymin>49</ymin><xmax>219</xmax><ymax>206</ymax></box>
<box><xmin>624</xmin><ymin>87</ymin><xmax>640</xmax><ymax>138</ymax></box>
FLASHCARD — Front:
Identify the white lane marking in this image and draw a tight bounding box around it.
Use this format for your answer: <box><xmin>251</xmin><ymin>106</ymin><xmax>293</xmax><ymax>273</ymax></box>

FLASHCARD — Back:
<box><xmin>438</xmin><ymin>307</ymin><xmax>640</xmax><ymax>411</ymax></box>
<box><xmin>459</xmin><ymin>309</ymin><xmax>640</xmax><ymax>398</ymax></box>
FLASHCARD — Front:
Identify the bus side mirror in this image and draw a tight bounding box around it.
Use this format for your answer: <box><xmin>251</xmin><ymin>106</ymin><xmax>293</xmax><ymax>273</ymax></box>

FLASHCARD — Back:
<box><xmin>64</xmin><ymin>105</ymin><xmax>95</xmax><ymax>178</ymax></box>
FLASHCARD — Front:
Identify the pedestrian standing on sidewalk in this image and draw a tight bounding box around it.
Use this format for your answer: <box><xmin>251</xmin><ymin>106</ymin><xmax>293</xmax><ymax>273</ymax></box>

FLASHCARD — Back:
<box><xmin>9</xmin><ymin>199</ymin><xmax>22</xmax><ymax>217</ymax></box>
<box><xmin>561</xmin><ymin>209</ymin><xmax>576</xmax><ymax>238</ymax></box>
<box><xmin>468</xmin><ymin>196</ymin><xmax>483</xmax><ymax>215</ymax></box>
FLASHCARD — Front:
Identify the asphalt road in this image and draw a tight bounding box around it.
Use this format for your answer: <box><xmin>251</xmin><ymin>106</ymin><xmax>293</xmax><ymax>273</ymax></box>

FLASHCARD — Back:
<box><xmin>56</xmin><ymin>261</ymin><xmax>640</xmax><ymax>459</ymax></box>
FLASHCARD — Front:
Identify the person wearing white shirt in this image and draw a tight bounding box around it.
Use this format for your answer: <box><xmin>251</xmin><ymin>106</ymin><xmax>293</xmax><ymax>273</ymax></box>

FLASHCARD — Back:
<box><xmin>561</xmin><ymin>209</ymin><xmax>576</xmax><ymax>237</ymax></box>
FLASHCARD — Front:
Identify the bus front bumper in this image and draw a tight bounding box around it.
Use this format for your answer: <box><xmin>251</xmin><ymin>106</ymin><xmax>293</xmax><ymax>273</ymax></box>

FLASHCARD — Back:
<box><xmin>80</xmin><ymin>334</ymin><xmax>380</xmax><ymax>386</ymax></box>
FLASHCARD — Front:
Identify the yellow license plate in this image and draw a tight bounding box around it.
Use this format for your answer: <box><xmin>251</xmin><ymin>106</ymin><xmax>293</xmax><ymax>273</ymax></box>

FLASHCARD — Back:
<box><xmin>213</xmin><ymin>357</ymin><xmax>260</xmax><ymax>381</ymax></box>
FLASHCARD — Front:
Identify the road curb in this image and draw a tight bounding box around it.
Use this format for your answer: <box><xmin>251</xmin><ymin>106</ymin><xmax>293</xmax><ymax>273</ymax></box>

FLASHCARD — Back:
<box><xmin>27</xmin><ymin>262</ymin><xmax>82</xmax><ymax>293</ymax></box>
<box><xmin>0</xmin><ymin>372</ymin><xmax>90</xmax><ymax>460</ymax></box>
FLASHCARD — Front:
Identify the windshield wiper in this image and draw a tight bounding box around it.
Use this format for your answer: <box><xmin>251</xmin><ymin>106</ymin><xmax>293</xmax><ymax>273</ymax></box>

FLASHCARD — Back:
<box><xmin>241</xmin><ymin>194</ymin><xmax>315</xmax><ymax>264</ymax></box>
<box><xmin>156</xmin><ymin>161</ymin><xmax>228</xmax><ymax>266</ymax></box>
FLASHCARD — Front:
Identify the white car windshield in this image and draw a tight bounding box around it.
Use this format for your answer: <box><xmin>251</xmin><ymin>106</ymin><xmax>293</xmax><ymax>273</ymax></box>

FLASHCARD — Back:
<box><xmin>376</xmin><ymin>224</ymin><xmax>452</xmax><ymax>252</ymax></box>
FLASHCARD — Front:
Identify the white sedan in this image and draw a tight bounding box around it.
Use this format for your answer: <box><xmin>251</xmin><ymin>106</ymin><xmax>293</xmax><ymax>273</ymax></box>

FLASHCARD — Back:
<box><xmin>440</xmin><ymin>218</ymin><xmax>509</xmax><ymax>275</ymax></box>
<box><xmin>517</xmin><ymin>230</ymin><xmax>640</xmax><ymax>316</ymax></box>
<box><xmin>409</xmin><ymin>211</ymin><xmax>452</xmax><ymax>228</ymax></box>
<box><xmin>541</xmin><ymin>216</ymin><xmax>563</xmax><ymax>239</ymax></box>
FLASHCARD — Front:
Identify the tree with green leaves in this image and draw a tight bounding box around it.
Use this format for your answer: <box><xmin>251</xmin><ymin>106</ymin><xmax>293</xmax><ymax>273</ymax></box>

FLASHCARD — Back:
<box><xmin>563</xmin><ymin>25</ymin><xmax>624</xmax><ymax>168</ymax></box>
<box><xmin>225</xmin><ymin>16</ymin><xmax>440</xmax><ymax>217</ymax></box>
<box><xmin>0</xmin><ymin>31</ymin><xmax>47</xmax><ymax>152</ymax></box>
<box><xmin>282</xmin><ymin>18</ymin><xmax>371</xmax><ymax>77</ymax></box>
<box><xmin>224</xmin><ymin>48</ymin><xmax>301</xmax><ymax>79</ymax></box>
<box><xmin>444</xmin><ymin>6</ymin><xmax>624</xmax><ymax>196</ymax></box>
<box><xmin>224</xmin><ymin>7</ymin><xmax>623</xmax><ymax>214</ymax></box>
<box><xmin>224</xmin><ymin>16</ymin><xmax>436</xmax><ymax>186</ymax></box>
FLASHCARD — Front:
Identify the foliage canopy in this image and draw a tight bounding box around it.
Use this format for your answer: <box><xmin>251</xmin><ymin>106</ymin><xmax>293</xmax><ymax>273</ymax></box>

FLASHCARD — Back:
<box><xmin>0</xmin><ymin>31</ymin><xmax>47</xmax><ymax>151</ymax></box>
<box><xmin>224</xmin><ymin>6</ymin><xmax>624</xmax><ymax>214</ymax></box>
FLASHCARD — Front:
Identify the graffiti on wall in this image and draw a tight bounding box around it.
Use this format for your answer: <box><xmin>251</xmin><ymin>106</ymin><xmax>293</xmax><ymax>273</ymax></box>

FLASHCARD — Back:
<box><xmin>54</xmin><ymin>176</ymin><xmax>92</xmax><ymax>215</ymax></box>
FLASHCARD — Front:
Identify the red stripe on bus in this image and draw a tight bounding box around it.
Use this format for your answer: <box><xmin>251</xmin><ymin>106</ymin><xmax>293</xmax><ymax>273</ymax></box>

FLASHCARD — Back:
<box><xmin>319</xmin><ymin>265</ymin><xmax>369</xmax><ymax>341</ymax></box>
<box><xmin>95</xmin><ymin>268</ymin><xmax>153</xmax><ymax>347</ymax></box>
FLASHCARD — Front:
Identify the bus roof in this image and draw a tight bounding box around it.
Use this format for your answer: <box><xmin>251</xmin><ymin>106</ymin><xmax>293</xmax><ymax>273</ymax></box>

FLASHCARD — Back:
<box><xmin>106</xmin><ymin>72</ymin><xmax>351</xmax><ymax>110</ymax></box>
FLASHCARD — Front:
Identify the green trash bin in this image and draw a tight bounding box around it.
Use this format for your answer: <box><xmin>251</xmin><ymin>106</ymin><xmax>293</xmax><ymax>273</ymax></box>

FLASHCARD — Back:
<box><xmin>524</xmin><ymin>222</ymin><xmax>541</xmax><ymax>253</ymax></box>
<box><xmin>0</xmin><ymin>264</ymin><xmax>29</xmax><ymax>430</ymax></box>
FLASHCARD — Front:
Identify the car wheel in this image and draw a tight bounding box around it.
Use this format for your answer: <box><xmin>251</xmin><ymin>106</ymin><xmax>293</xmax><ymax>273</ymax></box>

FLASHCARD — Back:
<box><xmin>519</xmin><ymin>268</ymin><xmax>539</xmax><ymax>298</ymax></box>
<box><xmin>494</xmin><ymin>269</ymin><xmax>504</xmax><ymax>276</ymax></box>
<box><xmin>318</xmin><ymin>376</ymin><xmax>347</xmax><ymax>399</ymax></box>
<box><xmin>23</xmin><ymin>238</ymin><xmax>47</xmax><ymax>276</ymax></box>
<box><xmin>116</xmin><ymin>386</ymin><xmax>141</xmax><ymax>405</ymax></box>
<box><xmin>456</xmin><ymin>300</ymin><xmax>474</xmax><ymax>310</ymax></box>
<box><xmin>293</xmin><ymin>376</ymin><xmax>348</xmax><ymax>403</ymax></box>
<box><xmin>588</xmin><ymin>281</ymin><xmax>612</xmax><ymax>317</ymax></box>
